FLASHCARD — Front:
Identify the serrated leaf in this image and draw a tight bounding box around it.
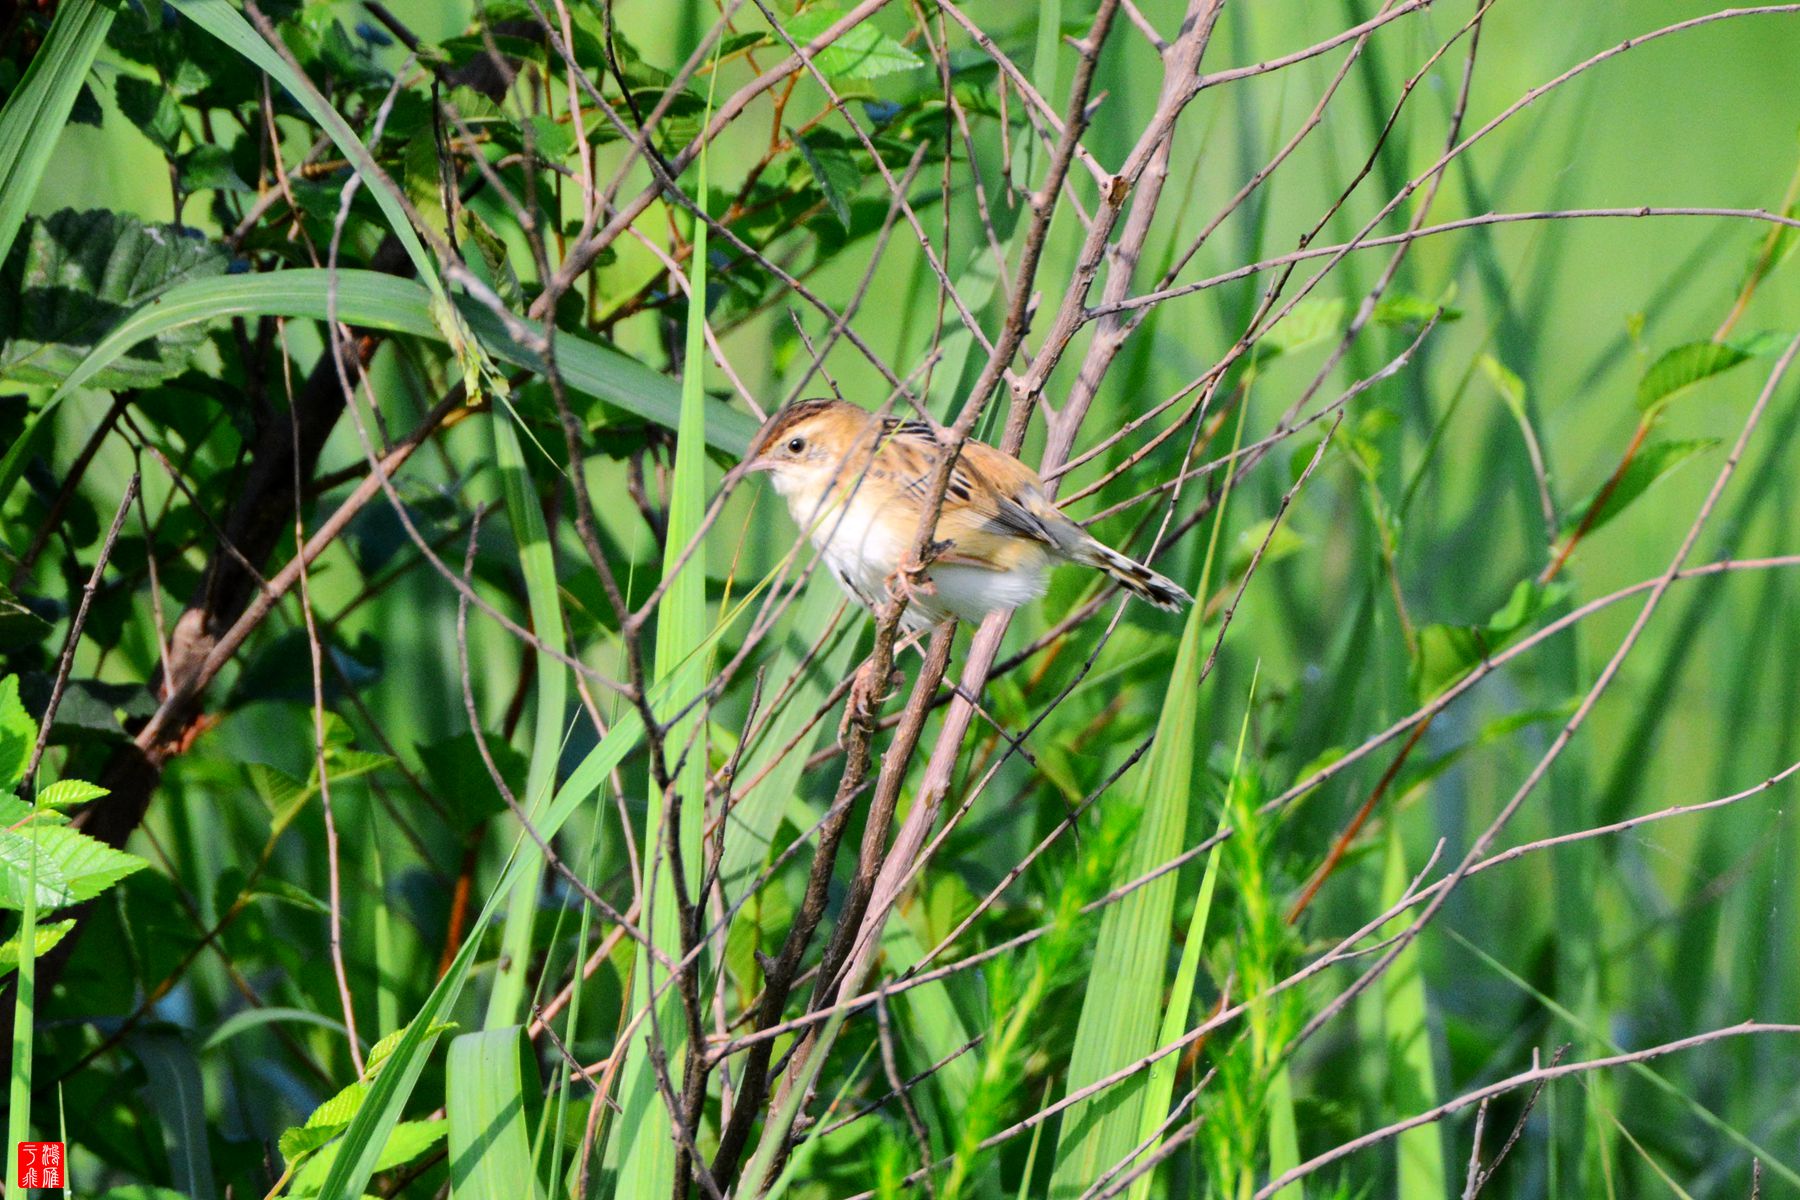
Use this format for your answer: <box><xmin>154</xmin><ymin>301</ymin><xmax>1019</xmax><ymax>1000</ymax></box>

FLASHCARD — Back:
<box><xmin>1562</xmin><ymin>437</ymin><xmax>1717</xmax><ymax>541</ymax></box>
<box><xmin>0</xmin><ymin>208</ymin><xmax>228</xmax><ymax>387</ymax></box>
<box><xmin>522</xmin><ymin>112</ymin><xmax>573</xmax><ymax>162</ymax></box>
<box><xmin>1636</xmin><ymin>333</ymin><xmax>1789</xmax><ymax>416</ymax></box>
<box><xmin>34</xmin><ymin>778</ymin><xmax>108</xmax><ymax>808</ymax></box>
<box><xmin>783</xmin><ymin>6</ymin><xmax>922</xmax><ymax>79</ymax></box>
<box><xmin>0</xmin><ymin>674</ymin><xmax>35</xmax><ymax>793</ymax></box>
<box><xmin>0</xmin><ymin>917</ymin><xmax>74</xmax><ymax>977</ymax></box>
<box><xmin>0</xmin><ymin>823</ymin><xmax>149</xmax><ymax>909</ymax></box>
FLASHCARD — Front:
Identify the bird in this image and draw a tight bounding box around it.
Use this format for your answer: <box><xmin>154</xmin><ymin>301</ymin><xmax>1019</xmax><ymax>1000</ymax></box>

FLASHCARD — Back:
<box><xmin>739</xmin><ymin>399</ymin><xmax>1191</xmax><ymax>634</ymax></box>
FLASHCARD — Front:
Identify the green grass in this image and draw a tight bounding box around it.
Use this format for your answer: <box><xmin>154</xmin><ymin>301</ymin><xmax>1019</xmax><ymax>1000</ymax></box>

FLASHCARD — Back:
<box><xmin>4</xmin><ymin>2</ymin><xmax>1800</xmax><ymax>1198</ymax></box>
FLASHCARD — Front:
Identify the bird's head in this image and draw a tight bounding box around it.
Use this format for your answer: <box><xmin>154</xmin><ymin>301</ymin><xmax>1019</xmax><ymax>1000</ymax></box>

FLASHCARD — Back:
<box><xmin>740</xmin><ymin>399</ymin><xmax>869</xmax><ymax>499</ymax></box>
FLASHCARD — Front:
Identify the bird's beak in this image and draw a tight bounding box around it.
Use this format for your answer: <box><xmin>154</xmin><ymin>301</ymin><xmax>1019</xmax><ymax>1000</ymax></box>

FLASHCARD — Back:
<box><xmin>722</xmin><ymin>458</ymin><xmax>772</xmax><ymax>490</ymax></box>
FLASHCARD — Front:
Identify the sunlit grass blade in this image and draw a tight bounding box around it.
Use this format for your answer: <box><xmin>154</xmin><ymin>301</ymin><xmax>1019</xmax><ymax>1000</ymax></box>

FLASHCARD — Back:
<box><xmin>314</xmin><ymin>710</ymin><xmax>649</xmax><ymax>1200</ymax></box>
<box><xmin>0</xmin><ymin>0</ymin><xmax>112</xmax><ymax>266</ymax></box>
<box><xmin>1046</xmin><ymin>596</ymin><xmax>1205</xmax><ymax>1198</ymax></box>
<box><xmin>0</xmin><ymin>270</ymin><xmax>756</xmax><ymax>515</ymax></box>
<box><xmin>606</xmin><ymin>75</ymin><xmax>717</xmax><ymax>1195</ymax></box>
<box><xmin>1120</xmin><ymin>669</ymin><xmax>1252</xmax><ymax>1200</ymax></box>
<box><xmin>717</xmin><ymin>581</ymin><xmax>858</xmax><ymax>902</ymax></box>
<box><xmin>1047</xmin><ymin>376</ymin><xmax>1256</xmax><ymax>1200</ymax></box>
<box><xmin>1380</xmin><ymin>823</ymin><xmax>1444</xmax><ymax>1197</ymax></box>
<box><xmin>483</xmin><ymin>412</ymin><xmax>570</xmax><ymax>1028</ymax></box>
<box><xmin>447</xmin><ymin>1026</ymin><xmax>544</xmax><ymax>1200</ymax></box>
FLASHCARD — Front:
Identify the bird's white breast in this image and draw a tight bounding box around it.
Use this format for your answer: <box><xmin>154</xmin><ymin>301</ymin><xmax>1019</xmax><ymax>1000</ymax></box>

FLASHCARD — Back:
<box><xmin>785</xmin><ymin>485</ymin><xmax>904</xmax><ymax>612</ymax></box>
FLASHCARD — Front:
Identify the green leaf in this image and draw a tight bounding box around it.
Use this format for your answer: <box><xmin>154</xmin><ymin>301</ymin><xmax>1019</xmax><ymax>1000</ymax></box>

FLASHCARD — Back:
<box><xmin>1381</xmin><ymin>825</ymin><xmax>1446</xmax><ymax>1195</ymax></box>
<box><xmin>0</xmin><ymin>583</ymin><xmax>53</xmax><ymax>651</ymax></box>
<box><xmin>1258</xmin><ymin>297</ymin><xmax>1344</xmax><ymax>358</ymax></box>
<box><xmin>1049</xmin><ymin>577</ymin><xmax>1205</xmax><ymax>1196</ymax></box>
<box><xmin>416</xmin><ymin>733</ymin><xmax>524</xmax><ymax>835</ymax></box>
<box><xmin>34</xmin><ymin>266</ymin><xmax>751</xmax><ymax>442</ymax></box>
<box><xmin>1373</xmin><ymin>291</ymin><xmax>1461</xmax><ymax>326</ymax></box>
<box><xmin>177</xmin><ymin>141</ymin><xmax>250</xmax><ymax>192</ymax></box>
<box><xmin>1125</xmin><ymin>709</ymin><xmax>1240</xmax><ymax>1199</ymax></box>
<box><xmin>0</xmin><ymin>674</ymin><xmax>35</xmax><ymax>794</ymax></box>
<box><xmin>0</xmin><ymin>208</ymin><xmax>229</xmax><ymax>387</ymax></box>
<box><xmin>125</xmin><ymin>1030</ymin><xmax>215</xmax><ymax>1199</ymax></box>
<box><xmin>1561</xmin><ymin>437</ymin><xmax>1718</xmax><ymax>541</ymax></box>
<box><xmin>201</xmin><ymin>1006</ymin><xmax>352</xmax><ymax>1053</ymax></box>
<box><xmin>480</xmin><ymin>405</ymin><xmax>570</xmax><ymax>1026</ymax></box>
<box><xmin>33</xmin><ymin>778</ymin><xmax>107</xmax><ymax>808</ymax></box>
<box><xmin>1411</xmin><ymin>578</ymin><xmax>1568</xmax><ymax>703</ymax></box>
<box><xmin>249</xmin><ymin>877</ymin><xmax>330</xmax><ymax>915</ymax></box>
<box><xmin>1479</xmin><ymin>353</ymin><xmax>1527</xmax><ymax>420</ymax></box>
<box><xmin>792</xmin><ymin>129</ymin><xmax>858</xmax><ymax>230</ymax></box>
<box><xmin>0</xmin><ymin>823</ymin><xmax>150</xmax><ymax>909</ymax></box>
<box><xmin>0</xmin><ymin>918</ymin><xmax>74</xmax><ymax>979</ymax></box>
<box><xmin>0</xmin><ymin>0</ymin><xmax>115</xmax><ymax>267</ymax></box>
<box><xmin>447</xmin><ymin>1028</ymin><xmax>543</xmax><ymax>1200</ymax></box>
<box><xmin>290</xmin><ymin>1119</ymin><xmax>448</xmax><ymax>1195</ymax></box>
<box><xmin>1636</xmin><ymin>332</ymin><xmax>1790</xmax><ymax>416</ymax></box>
<box><xmin>522</xmin><ymin>112</ymin><xmax>574</xmax><ymax>162</ymax></box>
<box><xmin>783</xmin><ymin>6</ymin><xmax>923</xmax><ymax>79</ymax></box>
<box><xmin>609</xmin><ymin>58</ymin><xmax>718</xmax><ymax>1199</ymax></box>
<box><xmin>114</xmin><ymin>74</ymin><xmax>183</xmax><ymax>153</ymax></box>
<box><xmin>313</xmin><ymin>710</ymin><xmax>651</xmax><ymax>1200</ymax></box>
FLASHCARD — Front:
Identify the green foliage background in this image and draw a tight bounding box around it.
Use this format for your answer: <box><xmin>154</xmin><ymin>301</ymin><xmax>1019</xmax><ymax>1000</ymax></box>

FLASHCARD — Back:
<box><xmin>2</xmin><ymin>1</ymin><xmax>1799</xmax><ymax>1197</ymax></box>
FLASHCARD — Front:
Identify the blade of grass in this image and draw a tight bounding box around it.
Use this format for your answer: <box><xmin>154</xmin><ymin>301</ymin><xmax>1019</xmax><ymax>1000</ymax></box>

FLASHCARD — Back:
<box><xmin>1120</xmin><ymin>668</ymin><xmax>1254</xmax><ymax>1200</ymax></box>
<box><xmin>716</xmin><ymin>582</ymin><xmax>859</xmax><ymax>904</ymax></box>
<box><xmin>1047</xmin><ymin>375</ymin><xmax>1254</xmax><ymax>1200</ymax></box>
<box><xmin>312</xmin><ymin>708</ymin><xmax>648</xmax><ymax>1200</ymax></box>
<box><xmin>0</xmin><ymin>0</ymin><xmax>113</xmax><ymax>266</ymax></box>
<box><xmin>1045</xmin><ymin>573</ymin><xmax>1206</xmax><ymax>1198</ymax></box>
<box><xmin>125</xmin><ymin>1030</ymin><xmax>217</xmax><ymax>1200</ymax></box>
<box><xmin>483</xmin><ymin>411</ymin><xmax>571</xmax><ymax>1027</ymax></box>
<box><xmin>0</xmin><ymin>270</ymin><xmax>757</xmax><ymax>516</ymax></box>
<box><xmin>606</xmin><ymin>63</ymin><xmax>718</xmax><ymax>1195</ymax></box>
<box><xmin>447</xmin><ymin>1026</ymin><xmax>544</xmax><ymax>1200</ymax></box>
<box><xmin>1380</xmin><ymin>822</ymin><xmax>1444</xmax><ymax>1198</ymax></box>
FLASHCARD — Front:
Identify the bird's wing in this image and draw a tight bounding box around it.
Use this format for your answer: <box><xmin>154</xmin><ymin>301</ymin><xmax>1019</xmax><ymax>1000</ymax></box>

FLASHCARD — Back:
<box><xmin>872</xmin><ymin>423</ymin><xmax>1067</xmax><ymax>570</ymax></box>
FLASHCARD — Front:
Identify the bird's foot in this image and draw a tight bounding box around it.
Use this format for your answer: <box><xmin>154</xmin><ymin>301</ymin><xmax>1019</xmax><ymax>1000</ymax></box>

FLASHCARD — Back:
<box><xmin>840</xmin><ymin>657</ymin><xmax>905</xmax><ymax>740</ymax></box>
<box><xmin>889</xmin><ymin>539</ymin><xmax>952</xmax><ymax>606</ymax></box>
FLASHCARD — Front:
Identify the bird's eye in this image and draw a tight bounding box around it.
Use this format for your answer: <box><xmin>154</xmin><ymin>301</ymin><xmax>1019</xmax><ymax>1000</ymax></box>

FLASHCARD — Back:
<box><xmin>785</xmin><ymin>437</ymin><xmax>806</xmax><ymax>455</ymax></box>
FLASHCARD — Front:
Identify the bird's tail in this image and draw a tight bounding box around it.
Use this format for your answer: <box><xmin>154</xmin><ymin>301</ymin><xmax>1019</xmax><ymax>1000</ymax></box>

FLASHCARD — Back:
<box><xmin>1072</xmin><ymin>536</ymin><xmax>1192</xmax><ymax>612</ymax></box>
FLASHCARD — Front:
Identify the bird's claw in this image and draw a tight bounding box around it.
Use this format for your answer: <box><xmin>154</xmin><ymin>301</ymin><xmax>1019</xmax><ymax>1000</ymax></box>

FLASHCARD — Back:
<box><xmin>890</xmin><ymin>539</ymin><xmax>952</xmax><ymax>605</ymax></box>
<box><xmin>840</xmin><ymin>659</ymin><xmax>905</xmax><ymax>740</ymax></box>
